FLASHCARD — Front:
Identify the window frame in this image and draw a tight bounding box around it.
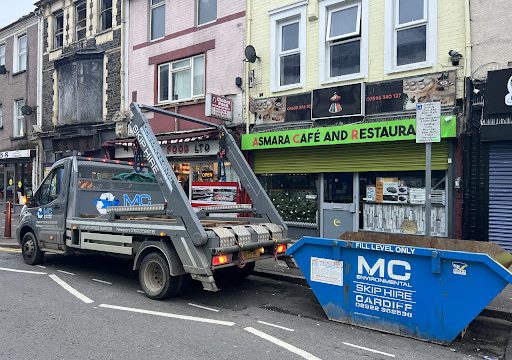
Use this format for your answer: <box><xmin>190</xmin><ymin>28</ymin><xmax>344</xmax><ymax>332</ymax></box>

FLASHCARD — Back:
<box><xmin>150</xmin><ymin>0</ymin><xmax>166</xmax><ymax>41</ymax></box>
<box><xmin>99</xmin><ymin>0</ymin><xmax>113</xmax><ymax>32</ymax></box>
<box><xmin>325</xmin><ymin>3</ymin><xmax>361</xmax><ymax>42</ymax></box>
<box><xmin>157</xmin><ymin>54</ymin><xmax>206</xmax><ymax>104</ymax></box>
<box><xmin>0</xmin><ymin>44</ymin><xmax>5</xmax><ymax>67</ymax></box>
<box><xmin>75</xmin><ymin>0</ymin><xmax>87</xmax><ymax>41</ymax></box>
<box><xmin>319</xmin><ymin>0</ymin><xmax>368</xmax><ymax>84</ymax></box>
<box><xmin>15</xmin><ymin>34</ymin><xmax>27</xmax><ymax>73</ymax></box>
<box><xmin>269</xmin><ymin>2</ymin><xmax>307</xmax><ymax>93</ymax></box>
<box><xmin>384</xmin><ymin>0</ymin><xmax>437</xmax><ymax>74</ymax></box>
<box><xmin>14</xmin><ymin>99</ymin><xmax>25</xmax><ymax>138</ymax></box>
<box><xmin>53</xmin><ymin>11</ymin><xmax>64</xmax><ymax>49</ymax></box>
<box><xmin>196</xmin><ymin>0</ymin><xmax>217</xmax><ymax>27</ymax></box>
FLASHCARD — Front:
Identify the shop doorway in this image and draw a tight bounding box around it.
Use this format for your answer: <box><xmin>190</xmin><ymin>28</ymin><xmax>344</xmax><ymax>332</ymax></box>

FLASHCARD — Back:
<box><xmin>320</xmin><ymin>173</ymin><xmax>358</xmax><ymax>238</ymax></box>
<box><xmin>4</xmin><ymin>165</ymin><xmax>16</xmax><ymax>205</ymax></box>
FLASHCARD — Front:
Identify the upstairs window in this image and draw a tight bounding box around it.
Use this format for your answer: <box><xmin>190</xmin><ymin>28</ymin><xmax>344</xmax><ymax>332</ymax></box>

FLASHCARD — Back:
<box><xmin>100</xmin><ymin>0</ymin><xmax>113</xmax><ymax>31</ymax></box>
<box><xmin>76</xmin><ymin>1</ymin><xmax>87</xmax><ymax>41</ymax></box>
<box><xmin>54</xmin><ymin>11</ymin><xmax>64</xmax><ymax>48</ymax></box>
<box><xmin>0</xmin><ymin>44</ymin><xmax>5</xmax><ymax>67</ymax></box>
<box><xmin>395</xmin><ymin>0</ymin><xmax>427</xmax><ymax>66</ymax></box>
<box><xmin>16</xmin><ymin>35</ymin><xmax>27</xmax><ymax>72</ymax></box>
<box><xmin>270</xmin><ymin>3</ymin><xmax>306</xmax><ymax>92</ymax></box>
<box><xmin>14</xmin><ymin>99</ymin><xmax>25</xmax><ymax>137</ymax></box>
<box><xmin>158</xmin><ymin>55</ymin><xmax>205</xmax><ymax>103</ymax></box>
<box><xmin>197</xmin><ymin>0</ymin><xmax>216</xmax><ymax>26</ymax></box>
<box><xmin>326</xmin><ymin>3</ymin><xmax>361</xmax><ymax>78</ymax></box>
<box><xmin>150</xmin><ymin>0</ymin><xmax>165</xmax><ymax>40</ymax></box>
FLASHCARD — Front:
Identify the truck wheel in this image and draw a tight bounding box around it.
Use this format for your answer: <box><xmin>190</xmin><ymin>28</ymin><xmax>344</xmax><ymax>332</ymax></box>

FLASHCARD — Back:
<box><xmin>139</xmin><ymin>252</ymin><xmax>183</xmax><ymax>300</ymax></box>
<box><xmin>21</xmin><ymin>232</ymin><xmax>44</xmax><ymax>265</ymax></box>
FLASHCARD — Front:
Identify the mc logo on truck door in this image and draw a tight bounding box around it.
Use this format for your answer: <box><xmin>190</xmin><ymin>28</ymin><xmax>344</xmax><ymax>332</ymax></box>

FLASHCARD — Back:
<box><xmin>357</xmin><ymin>256</ymin><xmax>411</xmax><ymax>281</ymax></box>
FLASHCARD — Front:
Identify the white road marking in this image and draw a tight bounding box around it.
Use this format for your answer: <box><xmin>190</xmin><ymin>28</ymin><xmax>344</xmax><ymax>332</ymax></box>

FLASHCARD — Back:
<box><xmin>0</xmin><ymin>247</ymin><xmax>21</xmax><ymax>253</ymax></box>
<box><xmin>48</xmin><ymin>274</ymin><xmax>94</xmax><ymax>304</ymax></box>
<box><xmin>98</xmin><ymin>304</ymin><xmax>235</xmax><ymax>326</ymax></box>
<box><xmin>244</xmin><ymin>327</ymin><xmax>321</xmax><ymax>360</ymax></box>
<box><xmin>92</xmin><ymin>278</ymin><xmax>112</xmax><ymax>285</ymax></box>
<box><xmin>187</xmin><ymin>303</ymin><xmax>220</xmax><ymax>312</ymax></box>
<box><xmin>0</xmin><ymin>267</ymin><xmax>47</xmax><ymax>275</ymax></box>
<box><xmin>342</xmin><ymin>342</ymin><xmax>395</xmax><ymax>358</ymax></box>
<box><xmin>257</xmin><ymin>320</ymin><xmax>294</xmax><ymax>332</ymax></box>
<box><xmin>36</xmin><ymin>265</ymin><xmax>47</xmax><ymax>269</ymax></box>
<box><xmin>57</xmin><ymin>270</ymin><xmax>76</xmax><ymax>276</ymax></box>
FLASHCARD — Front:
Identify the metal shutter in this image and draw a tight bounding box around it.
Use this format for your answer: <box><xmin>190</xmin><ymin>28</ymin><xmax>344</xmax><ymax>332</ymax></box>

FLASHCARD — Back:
<box><xmin>253</xmin><ymin>141</ymin><xmax>449</xmax><ymax>174</ymax></box>
<box><xmin>488</xmin><ymin>142</ymin><xmax>512</xmax><ymax>251</ymax></box>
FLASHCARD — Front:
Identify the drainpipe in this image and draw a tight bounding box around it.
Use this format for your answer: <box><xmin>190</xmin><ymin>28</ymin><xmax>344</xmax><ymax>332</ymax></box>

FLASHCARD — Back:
<box><xmin>244</xmin><ymin>0</ymin><xmax>252</xmax><ymax>135</ymax></box>
<box><xmin>464</xmin><ymin>0</ymin><xmax>472</xmax><ymax>78</ymax></box>
<box><xmin>122</xmin><ymin>0</ymin><xmax>130</xmax><ymax>111</ymax></box>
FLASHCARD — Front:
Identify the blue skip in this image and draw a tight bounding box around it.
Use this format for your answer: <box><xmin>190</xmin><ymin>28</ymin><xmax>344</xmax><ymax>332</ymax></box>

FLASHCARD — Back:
<box><xmin>286</xmin><ymin>232</ymin><xmax>512</xmax><ymax>344</ymax></box>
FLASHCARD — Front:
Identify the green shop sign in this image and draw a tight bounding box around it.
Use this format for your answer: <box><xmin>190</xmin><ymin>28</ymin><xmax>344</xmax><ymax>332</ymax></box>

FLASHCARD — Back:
<box><xmin>241</xmin><ymin>116</ymin><xmax>456</xmax><ymax>150</ymax></box>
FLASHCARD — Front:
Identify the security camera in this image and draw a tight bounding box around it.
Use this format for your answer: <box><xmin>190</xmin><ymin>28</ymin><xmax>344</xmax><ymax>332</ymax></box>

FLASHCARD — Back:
<box><xmin>449</xmin><ymin>50</ymin><xmax>462</xmax><ymax>59</ymax></box>
<box><xmin>473</xmin><ymin>88</ymin><xmax>480</xmax><ymax>95</ymax></box>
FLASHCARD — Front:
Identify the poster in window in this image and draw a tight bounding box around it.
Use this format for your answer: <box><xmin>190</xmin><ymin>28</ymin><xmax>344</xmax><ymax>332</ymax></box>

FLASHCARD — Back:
<box><xmin>312</xmin><ymin>83</ymin><xmax>363</xmax><ymax>119</ymax></box>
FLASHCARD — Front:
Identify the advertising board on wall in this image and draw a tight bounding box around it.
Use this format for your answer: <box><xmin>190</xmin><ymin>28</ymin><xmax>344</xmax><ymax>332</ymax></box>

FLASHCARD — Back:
<box><xmin>205</xmin><ymin>94</ymin><xmax>233</xmax><ymax>121</ymax></box>
<box><xmin>252</xmin><ymin>92</ymin><xmax>312</xmax><ymax>125</ymax></box>
<box><xmin>312</xmin><ymin>83</ymin><xmax>363</xmax><ymax>119</ymax></box>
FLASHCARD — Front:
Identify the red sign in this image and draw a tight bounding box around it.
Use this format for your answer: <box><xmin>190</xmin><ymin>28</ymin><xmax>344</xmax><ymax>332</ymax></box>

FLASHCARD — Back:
<box><xmin>206</xmin><ymin>94</ymin><xmax>233</xmax><ymax>121</ymax></box>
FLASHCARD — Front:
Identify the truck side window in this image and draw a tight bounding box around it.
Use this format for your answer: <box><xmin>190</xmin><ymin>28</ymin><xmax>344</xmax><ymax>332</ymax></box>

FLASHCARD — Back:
<box><xmin>37</xmin><ymin>167</ymin><xmax>64</xmax><ymax>206</ymax></box>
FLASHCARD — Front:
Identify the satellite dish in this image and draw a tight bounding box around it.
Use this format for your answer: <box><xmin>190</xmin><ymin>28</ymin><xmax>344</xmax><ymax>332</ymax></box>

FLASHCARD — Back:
<box><xmin>244</xmin><ymin>45</ymin><xmax>260</xmax><ymax>63</ymax></box>
<box><xmin>0</xmin><ymin>65</ymin><xmax>7</xmax><ymax>75</ymax></box>
<box><xmin>21</xmin><ymin>105</ymin><xmax>34</xmax><ymax>116</ymax></box>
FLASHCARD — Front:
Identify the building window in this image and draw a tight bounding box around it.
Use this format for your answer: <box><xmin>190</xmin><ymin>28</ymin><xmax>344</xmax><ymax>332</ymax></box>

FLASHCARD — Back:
<box><xmin>270</xmin><ymin>3</ymin><xmax>306</xmax><ymax>92</ymax></box>
<box><xmin>100</xmin><ymin>0</ymin><xmax>113</xmax><ymax>31</ymax></box>
<box><xmin>54</xmin><ymin>11</ymin><xmax>64</xmax><ymax>48</ymax></box>
<box><xmin>0</xmin><ymin>104</ymin><xmax>3</xmax><ymax>128</ymax></box>
<box><xmin>158</xmin><ymin>55</ymin><xmax>205</xmax><ymax>103</ymax></box>
<box><xmin>197</xmin><ymin>0</ymin><xmax>216</xmax><ymax>26</ymax></box>
<box><xmin>150</xmin><ymin>0</ymin><xmax>165</xmax><ymax>40</ymax></box>
<box><xmin>76</xmin><ymin>1</ymin><xmax>87</xmax><ymax>41</ymax></box>
<box><xmin>0</xmin><ymin>44</ymin><xmax>5</xmax><ymax>67</ymax></box>
<box><xmin>16</xmin><ymin>35</ymin><xmax>27</xmax><ymax>73</ymax></box>
<box><xmin>14</xmin><ymin>100</ymin><xmax>25</xmax><ymax>137</ymax></box>
<box><xmin>385</xmin><ymin>0</ymin><xmax>437</xmax><ymax>72</ymax></box>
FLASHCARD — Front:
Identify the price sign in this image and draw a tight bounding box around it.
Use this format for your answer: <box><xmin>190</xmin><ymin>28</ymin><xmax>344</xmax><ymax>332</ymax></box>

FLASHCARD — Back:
<box><xmin>416</xmin><ymin>102</ymin><xmax>441</xmax><ymax>143</ymax></box>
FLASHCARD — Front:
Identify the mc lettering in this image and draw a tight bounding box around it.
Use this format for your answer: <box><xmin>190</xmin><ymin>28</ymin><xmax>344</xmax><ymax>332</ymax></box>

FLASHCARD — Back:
<box><xmin>123</xmin><ymin>194</ymin><xmax>152</xmax><ymax>207</ymax></box>
<box><xmin>357</xmin><ymin>256</ymin><xmax>411</xmax><ymax>281</ymax></box>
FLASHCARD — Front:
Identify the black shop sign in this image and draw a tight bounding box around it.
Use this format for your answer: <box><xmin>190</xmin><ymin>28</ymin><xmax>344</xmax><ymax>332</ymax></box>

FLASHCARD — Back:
<box><xmin>485</xmin><ymin>68</ymin><xmax>512</xmax><ymax>115</ymax></box>
<box><xmin>312</xmin><ymin>83</ymin><xmax>363</xmax><ymax>120</ymax></box>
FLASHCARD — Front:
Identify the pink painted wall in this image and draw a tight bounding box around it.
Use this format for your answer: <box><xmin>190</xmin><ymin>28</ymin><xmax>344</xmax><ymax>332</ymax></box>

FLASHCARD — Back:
<box><xmin>128</xmin><ymin>0</ymin><xmax>246</xmax><ymax>131</ymax></box>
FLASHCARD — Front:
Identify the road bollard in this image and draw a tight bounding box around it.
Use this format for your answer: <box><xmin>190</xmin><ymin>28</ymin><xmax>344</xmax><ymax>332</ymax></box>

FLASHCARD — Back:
<box><xmin>4</xmin><ymin>202</ymin><xmax>12</xmax><ymax>238</ymax></box>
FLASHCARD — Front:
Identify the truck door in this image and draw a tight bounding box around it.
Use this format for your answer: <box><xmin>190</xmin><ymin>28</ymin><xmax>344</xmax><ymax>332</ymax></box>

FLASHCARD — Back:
<box><xmin>32</xmin><ymin>166</ymin><xmax>68</xmax><ymax>249</ymax></box>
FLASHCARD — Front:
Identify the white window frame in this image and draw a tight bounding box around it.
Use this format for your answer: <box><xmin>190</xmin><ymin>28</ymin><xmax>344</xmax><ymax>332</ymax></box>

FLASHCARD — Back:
<box><xmin>157</xmin><ymin>54</ymin><xmax>205</xmax><ymax>104</ymax></box>
<box><xmin>75</xmin><ymin>0</ymin><xmax>87</xmax><ymax>41</ymax></box>
<box><xmin>0</xmin><ymin>44</ymin><xmax>5</xmax><ymax>67</ymax></box>
<box><xmin>269</xmin><ymin>1</ymin><xmax>307</xmax><ymax>93</ymax></box>
<box><xmin>14</xmin><ymin>34</ymin><xmax>27</xmax><ymax>73</ymax></box>
<box><xmin>196</xmin><ymin>0</ymin><xmax>217</xmax><ymax>27</ymax></box>
<box><xmin>0</xmin><ymin>104</ymin><xmax>3</xmax><ymax>129</ymax></box>
<box><xmin>319</xmin><ymin>0</ymin><xmax>368</xmax><ymax>84</ymax></box>
<box><xmin>150</xmin><ymin>0</ymin><xmax>166</xmax><ymax>41</ymax></box>
<box><xmin>384</xmin><ymin>0</ymin><xmax>437</xmax><ymax>74</ymax></box>
<box><xmin>14</xmin><ymin>99</ymin><xmax>25</xmax><ymax>138</ymax></box>
<box><xmin>54</xmin><ymin>11</ymin><xmax>64</xmax><ymax>49</ymax></box>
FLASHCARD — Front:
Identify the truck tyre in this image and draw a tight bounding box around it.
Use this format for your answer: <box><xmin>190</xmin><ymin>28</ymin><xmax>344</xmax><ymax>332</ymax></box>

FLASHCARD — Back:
<box><xmin>139</xmin><ymin>252</ymin><xmax>183</xmax><ymax>300</ymax></box>
<box><xmin>21</xmin><ymin>232</ymin><xmax>44</xmax><ymax>265</ymax></box>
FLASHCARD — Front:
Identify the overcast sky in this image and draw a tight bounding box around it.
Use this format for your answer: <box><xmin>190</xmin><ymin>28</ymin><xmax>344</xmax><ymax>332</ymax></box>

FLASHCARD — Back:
<box><xmin>0</xmin><ymin>1</ymin><xmax>36</xmax><ymax>29</ymax></box>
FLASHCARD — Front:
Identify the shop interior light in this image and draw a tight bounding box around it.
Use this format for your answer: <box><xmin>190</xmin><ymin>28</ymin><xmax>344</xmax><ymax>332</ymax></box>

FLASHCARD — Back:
<box><xmin>212</xmin><ymin>254</ymin><xmax>232</xmax><ymax>266</ymax></box>
<box><xmin>21</xmin><ymin>196</ymin><xmax>27</xmax><ymax>205</ymax></box>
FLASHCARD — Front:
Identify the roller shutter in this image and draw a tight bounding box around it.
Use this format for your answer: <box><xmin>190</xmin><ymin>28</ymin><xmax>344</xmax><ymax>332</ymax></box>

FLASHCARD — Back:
<box><xmin>488</xmin><ymin>142</ymin><xmax>512</xmax><ymax>251</ymax></box>
<box><xmin>253</xmin><ymin>141</ymin><xmax>449</xmax><ymax>174</ymax></box>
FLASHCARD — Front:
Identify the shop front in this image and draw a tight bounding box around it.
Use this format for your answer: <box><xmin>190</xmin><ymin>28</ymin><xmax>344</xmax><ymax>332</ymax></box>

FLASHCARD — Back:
<box><xmin>0</xmin><ymin>149</ymin><xmax>36</xmax><ymax>207</ymax></box>
<box><xmin>242</xmin><ymin>117</ymin><xmax>457</xmax><ymax>240</ymax></box>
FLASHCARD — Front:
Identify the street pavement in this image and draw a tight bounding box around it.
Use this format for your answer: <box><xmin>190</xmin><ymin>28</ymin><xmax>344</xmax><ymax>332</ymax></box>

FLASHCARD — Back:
<box><xmin>1</xmin><ymin>211</ymin><xmax>512</xmax><ymax>359</ymax></box>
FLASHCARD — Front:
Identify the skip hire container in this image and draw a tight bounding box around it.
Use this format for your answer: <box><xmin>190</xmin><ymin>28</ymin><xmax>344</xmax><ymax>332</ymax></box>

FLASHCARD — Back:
<box><xmin>286</xmin><ymin>232</ymin><xmax>512</xmax><ymax>344</ymax></box>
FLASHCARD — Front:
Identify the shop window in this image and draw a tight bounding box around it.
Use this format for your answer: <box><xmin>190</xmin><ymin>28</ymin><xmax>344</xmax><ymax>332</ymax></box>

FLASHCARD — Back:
<box><xmin>360</xmin><ymin>170</ymin><xmax>447</xmax><ymax>236</ymax></box>
<box><xmin>54</xmin><ymin>11</ymin><xmax>64</xmax><ymax>48</ymax></box>
<box><xmin>150</xmin><ymin>0</ymin><xmax>165</xmax><ymax>40</ymax></box>
<box><xmin>324</xmin><ymin>173</ymin><xmax>353</xmax><ymax>203</ymax></box>
<box><xmin>270</xmin><ymin>3</ymin><xmax>306</xmax><ymax>92</ymax></box>
<box><xmin>100</xmin><ymin>0</ymin><xmax>113</xmax><ymax>31</ymax></box>
<box><xmin>15</xmin><ymin>34</ymin><xmax>27</xmax><ymax>73</ymax></box>
<box><xmin>0</xmin><ymin>44</ymin><xmax>5</xmax><ymax>67</ymax></box>
<box><xmin>76</xmin><ymin>1</ymin><xmax>87</xmax><ymax>41</ymax></box>
<box><xmin>385</xmin><ymin>0</ymin><xmax>436</xmax><ymax>73</ymax></box>
<box><xmin>259</xmin><ymin>174</ymin><xmax>318</xmax><ymax>224</ymax></box>
<box><xmin>14</xmin><ymin>99</ymin><xmax>25</xmax><ymax>137</ymax></box>
<box><xmin>197</xmin><ymin>0</ymin><xmax>216</xmax><ymax>26</ymax></box>
<box><xmin>158</xmin><ymin>55</ymin><xmax>205</xmax><ymax>103</ymax></box>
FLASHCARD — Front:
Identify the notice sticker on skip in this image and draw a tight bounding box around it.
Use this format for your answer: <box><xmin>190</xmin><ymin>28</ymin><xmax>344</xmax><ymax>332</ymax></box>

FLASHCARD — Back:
<box><xmin>311</xmin><ymin>257</ymin><xmax>343</xmax><ymax>286</ymax></box>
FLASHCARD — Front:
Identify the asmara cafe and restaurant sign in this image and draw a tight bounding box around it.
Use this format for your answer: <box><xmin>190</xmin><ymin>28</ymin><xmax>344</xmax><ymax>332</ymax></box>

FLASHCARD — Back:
<box><xmin>241</xmin><ymin>117</ymin><xmax>456</xmax><ymax>150</ymax></box>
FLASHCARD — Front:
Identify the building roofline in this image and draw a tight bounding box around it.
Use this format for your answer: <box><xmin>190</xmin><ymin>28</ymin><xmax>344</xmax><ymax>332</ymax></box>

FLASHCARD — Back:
<box><xmin>0</xmin><ymin>12</ymin><xmax>38</xmax><ymax>35</ymax></box>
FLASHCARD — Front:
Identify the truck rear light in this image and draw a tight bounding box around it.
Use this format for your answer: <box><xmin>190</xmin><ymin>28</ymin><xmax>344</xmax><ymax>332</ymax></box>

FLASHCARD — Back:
<box><xmin>275</xmin><ymin>244</ymin><xmax>287</xmax><ymax>254</ymax></box>
<box><xmin>212</xmin><ymin>254</ymin><xmax>232</xmax><ymax>266</ymax></box>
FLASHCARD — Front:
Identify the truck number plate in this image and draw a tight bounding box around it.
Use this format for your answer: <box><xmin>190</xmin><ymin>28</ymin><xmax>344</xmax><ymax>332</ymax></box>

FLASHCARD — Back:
<box><xmin>243</xmin><ymin>250</ymin><xmax>261</xmax><ymax>259</ymax></box>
